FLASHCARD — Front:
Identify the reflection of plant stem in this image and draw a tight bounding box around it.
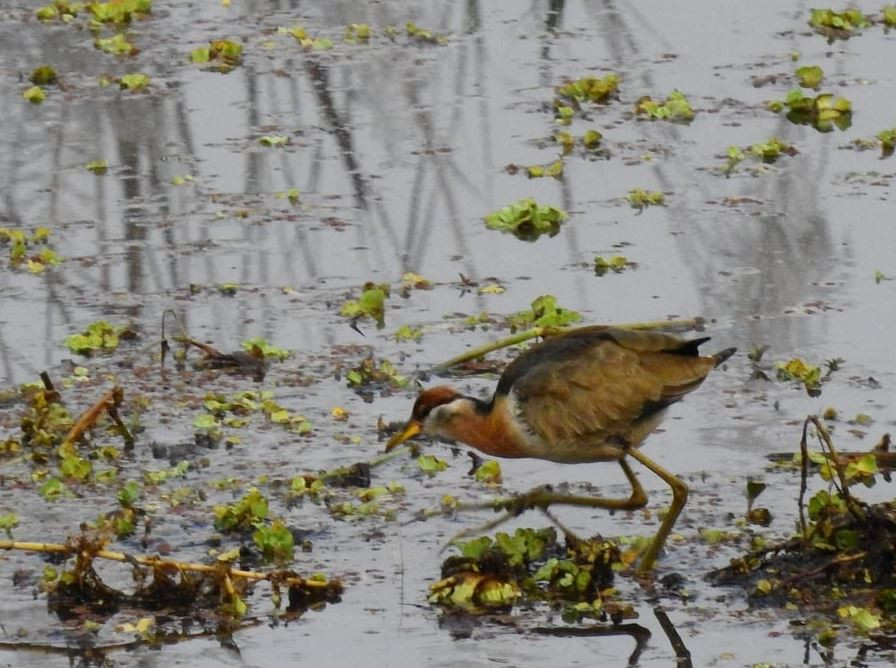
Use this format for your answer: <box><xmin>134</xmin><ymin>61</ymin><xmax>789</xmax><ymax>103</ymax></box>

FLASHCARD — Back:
<box><xmin>432</xmin><ymin>317</ymin><xmax>705</xmax><ymax>372</ymax></box>
<box><xmin>654</xmin><ymin>607</ymin><xmax>692</xmax><ymax>668</ymax></box>
<box><xmin>0</xmin><ymin>540</ymin><xmax>335</xmax><ymax>591</ymax></box>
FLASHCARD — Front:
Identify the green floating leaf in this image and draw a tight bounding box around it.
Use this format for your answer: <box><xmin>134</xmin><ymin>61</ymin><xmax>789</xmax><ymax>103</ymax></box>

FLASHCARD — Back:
<box><xmin>214</xmin><ymin>488</ymin><xmax>269</xmax><ymax>532</ymax></box>
<box><xmin>23</xmin><ymin>85</ymin><xmax>46</xmax><ymax>104</ymax></box>
<box><xmin>241</xmin><ymin>337</ymin><xmax>291</xmax><ymax>361</ymax></box>
<box><xmin>508</xmin><ymin>294</ymin><xmax>582</xmax><ymax>330</ymax></box>
<box><xmin>556</xmin><ymin>73</ymin><xmax>619</xmax><ymax>104</ymax></box>
<box><xmin>795</xmin><ymin>65</ymin><xmax>824</xmax><ymax>89</ymax></box>
<box><xmin>634</xmin><ymin>90</ymin><xmax>695</xmax><ymax>123</ymax></box>
<box><xmin>484</xmin><ymin>198</ymin><xmax>568</xmax><ymax>241</ymax></box>
<box><xmin>65</xmin><ymin>320</ymin><xmax>124</xmax><ymax>355</ymax></box>
<box><xmin>345</xmin><ymin>23</ymin><xmax>373</xmax><ymax>42</ymax></box>
<box><xmin>253</xmin><ymin>520</ymin><xmax>295</xmax><ymax>564</ymax></box>
<box><xmin>340</xmin><ymin>282</ymin><xmax>389</xmax><ymax>328</ymax></box>
<box><xmin>30</xmin><ymin>65</ymin><xmax>58</xmax><ymax>85</ymax></box>
<box><xmin>594</xmin><ymin>255</ymin><xmax>634</xmax><ymax>276</ymax></box>
<box><xmin>118</xmin><ymin>73</ymin><xmax>150</xmax><ymax>91</ymax></box>
<box><xmin>775</xmin><ymin>89</ymin><xmax>852</xmax><ymax>132</ymax></box>
<box><xmin>259</xmin><ymin>135</ymin><xmax>289</xmax><ymax>147</ymax></box>
<box><xmin>417</xmin><ymin>454</ymin><xmax>448</xmax><ymax>475</ymax></box>
<box><xmin>776</xmin><ymin>358</ymin><xmax>822</xmax><ymax>396</ymax></box>
<box><xmin>626</xmin><ymin>188</ymin><xmax>665</xmax><ymax>209</ymax></box>
<box><xmin>95</xmin><ymin>33</ymin><xmax>137</xmax><ymax>56</ymax></box>
<box><xmin>85</xmin><ymin>160</ymin><xmax>108</xmax><ymax>174</ymax></box>
<box><xmin>88</xmin><ymin>0</ymin><xmax>152</xmax><ymax>25</ymax></box>
<box><xmin>809</xmin><ymin>8</ymin><xmax>870</xmax><ymax>38</ymax></box>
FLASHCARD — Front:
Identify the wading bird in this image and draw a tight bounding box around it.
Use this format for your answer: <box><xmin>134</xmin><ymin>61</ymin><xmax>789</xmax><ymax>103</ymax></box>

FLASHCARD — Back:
<box><xmin>386</xmin><ymin>326</ymin><xmax>736</xmax><ymax>572</ymax></box>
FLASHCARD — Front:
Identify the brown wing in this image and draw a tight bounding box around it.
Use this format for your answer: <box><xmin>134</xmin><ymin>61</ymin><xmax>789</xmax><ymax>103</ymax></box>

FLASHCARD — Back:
<box><xmin>500</xmin><ymin>328</ymin><xmax>718</xmax><ymax>447</ymax></box>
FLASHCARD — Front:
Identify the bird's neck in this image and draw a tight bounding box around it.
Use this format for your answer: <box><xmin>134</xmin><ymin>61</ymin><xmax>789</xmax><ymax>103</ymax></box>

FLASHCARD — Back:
<box><xmin>442</xmin><ymin>395</ymin><xmax>529</xmax><ymax>458</ymax></box>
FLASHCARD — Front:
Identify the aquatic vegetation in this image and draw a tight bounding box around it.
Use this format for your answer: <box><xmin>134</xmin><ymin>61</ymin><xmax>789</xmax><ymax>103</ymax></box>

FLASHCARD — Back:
<box><xmin>769</xmin><ymin>89</ymin><xmax>852</xmax><ymax>132</ymax></box>
<box><xmin>556</xmin><ymin>73</ymin><xmax>620</xmax><ymax>104</ymax></box>
<box><xmin>30</xmin><ymin>65</ymin><xmax>57</xmax><ymax>85</ymax></box>
<box><xmin>809</xmin><ymin>8</ymin><xmax>870</xmax><ymax>39</ymax></box>
<box><xmin>484</xmin><ymin>198</ymin><xmax>568</xmax><ymax>241</ymax></box>
<box><xmin>340</xmin><ymin>282</ymin><xmax>389</xmax><ymax>328</ymax></box>
<box><xmin>711</xmin><ymin>417</ymin><xmax>896</xmax><ymax>644</ymax></box>
<box><xmin>65</xmin><ymin>321</ymin><xmax>127</xmax><ymax>355</ymax></box>
<box><xmin>593</xmin><ymin>255</ymin><xmax>635</xmax><ymax>276</ymax></box>
<box><xmin>191</xmin><ymin>39</ymin><xmax>243</xmax><ymax>73</ymax></box>
<box><xmin>634</xmin><ymin>90</ymin><xmax>695</xmax><ymax>123</ymax></box>
<box><xmin>430</xmin><ymin>527</ymin><xmax>625</xmax><ymax>621</ymax></box>
<box><xmin>795</xmin><ymin>64</ymin><xmax>824</xmax><ymax>89</ymax></box>
<box><xmin>118</xmin><ymin>72</ymin><xmax>150</xmax><ymax>91</ymax></box>
<box><xmin>507</xmin><ymin>295</ymin><xmax>582</xmax><ymax>331</ymax></box>
<box><xmin>626</xmin><ymin>188</ymin><xmax>665</xmax><ymax>210</ymax></box>
<box><xmin>22</xmin><ymin>85</ymin><xmax>46</xmax><ymax>104</ymax></box>
<box><xmin>344</xmin><ymin>23</ymin><xmax>373</xmax><ymax>42</ymax></box>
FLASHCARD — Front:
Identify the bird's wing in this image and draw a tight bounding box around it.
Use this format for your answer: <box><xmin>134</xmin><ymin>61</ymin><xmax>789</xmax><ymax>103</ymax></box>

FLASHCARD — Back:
<box><xmin>506</xmin><ymin>329</ymin><xmax>717</xmax><ymax>446</ymax></box>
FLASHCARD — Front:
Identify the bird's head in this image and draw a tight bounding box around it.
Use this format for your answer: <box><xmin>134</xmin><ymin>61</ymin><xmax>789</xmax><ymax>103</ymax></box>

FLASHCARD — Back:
<box><xmin>385</xmin><ymin>386</ymin><xmax>470</xmax><ymax>451</ymax></box>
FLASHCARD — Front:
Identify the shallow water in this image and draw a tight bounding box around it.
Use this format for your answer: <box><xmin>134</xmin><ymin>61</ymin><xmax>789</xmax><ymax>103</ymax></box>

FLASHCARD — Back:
<box><xmin>1</xmin><ymin>0</ymin><xmax>895</xmax><ymax>665</ymax></box>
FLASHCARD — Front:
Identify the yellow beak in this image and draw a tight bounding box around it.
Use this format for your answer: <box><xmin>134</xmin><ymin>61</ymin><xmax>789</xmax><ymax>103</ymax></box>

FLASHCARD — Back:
<box><xmin>385</xmin><ymin>420</ymin><xmax>422</xmax><ymax>452</ymax></box>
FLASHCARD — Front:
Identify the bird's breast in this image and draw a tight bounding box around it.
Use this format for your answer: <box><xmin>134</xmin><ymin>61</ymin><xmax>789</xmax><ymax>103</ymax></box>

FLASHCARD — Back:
<box><xmin>449</xmin><ymin>393</ymin><xmax>627</xmax><ymax>463</ymax></box>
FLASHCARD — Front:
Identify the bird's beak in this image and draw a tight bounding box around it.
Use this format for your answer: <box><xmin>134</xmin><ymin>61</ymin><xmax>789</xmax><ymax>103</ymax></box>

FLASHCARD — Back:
<box><xmin>385</xmin><ymin>420</ymin><xmax>422</xmax><ymax>452</ymax></box>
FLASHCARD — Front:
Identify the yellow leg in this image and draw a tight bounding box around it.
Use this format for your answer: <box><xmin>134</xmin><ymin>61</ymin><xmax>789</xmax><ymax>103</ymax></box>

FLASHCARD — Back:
<box><xmin>492</xmin><ymin>458</ymin><xmax>648</xmax><ymax>514</ymax></box>
<box><xmin>444</xmin><ymin>459</ymin><xmax>648</xmax><ymax>547</ymax></box>
<box><xmin>626</xmin><ymin>447</ymin><xmax>689</xmax><ymax>573</ymax></box>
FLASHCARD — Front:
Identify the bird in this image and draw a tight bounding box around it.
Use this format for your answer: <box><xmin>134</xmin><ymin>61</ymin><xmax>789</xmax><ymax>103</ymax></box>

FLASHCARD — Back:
<box><xmin>385</xmin><ymin>325</ymin><xmax>736</xmax><ymax>572</ymax></box>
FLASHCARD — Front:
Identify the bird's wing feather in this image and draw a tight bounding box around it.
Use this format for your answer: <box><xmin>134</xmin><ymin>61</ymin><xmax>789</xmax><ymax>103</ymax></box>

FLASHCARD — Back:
<box><xmin>505</xmin><ymin>329</ymin><xmax>717</xmax><ymax>446</ymax></box>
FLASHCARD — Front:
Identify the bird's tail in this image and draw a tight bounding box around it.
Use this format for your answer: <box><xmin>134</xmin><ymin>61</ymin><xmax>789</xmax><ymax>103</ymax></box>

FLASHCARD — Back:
<box><xmin>713</xmin><ymin>347</ymin><xmax>737</xmax><ymax>367</ymax></box>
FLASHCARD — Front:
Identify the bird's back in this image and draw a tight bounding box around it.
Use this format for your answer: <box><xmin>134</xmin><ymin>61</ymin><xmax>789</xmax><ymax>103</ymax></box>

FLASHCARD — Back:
<box><xmin>494</xmin><ymin>327</ymin><xmax>732</xmax><ymax>462</ymax></box>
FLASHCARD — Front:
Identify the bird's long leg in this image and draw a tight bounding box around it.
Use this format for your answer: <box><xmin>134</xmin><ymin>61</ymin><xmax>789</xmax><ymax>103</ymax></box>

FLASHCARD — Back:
<box><xmin>443</xmin><ymin>459</ymin><xmax>648</xmax><ymax>549</ymax></box>
<box><xmin>626</xmin><ymin>447</ymin><xmax>689</xmax><ymax>573</ymax></box>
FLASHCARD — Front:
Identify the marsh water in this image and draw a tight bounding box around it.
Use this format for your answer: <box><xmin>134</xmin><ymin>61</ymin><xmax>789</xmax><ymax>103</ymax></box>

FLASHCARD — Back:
<box><xmin>1</xmin><ymin>0</ymin><xmax>895</xmax><ymax>665</ymax></box>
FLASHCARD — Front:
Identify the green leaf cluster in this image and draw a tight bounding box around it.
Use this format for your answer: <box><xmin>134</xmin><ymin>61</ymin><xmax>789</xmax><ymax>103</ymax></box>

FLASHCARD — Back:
<box><xmin>241</xmin><ymin>338</ymin><xmax>291</xmax><ymax>361</ymax></box>
<box><xmin>524</xmin><ymin>160</ymin><xmax>564</xmax><ymax>179</ymax></box>
<box><xmin>406</xmin><ymin>22</ymin><xmax>448</xmax><ymax>44</ymax></box>
<box><xmin>772</xmin><ymin>89</ymin><xmax>852</xmax><ymax>132</ymax></box>
<box><xmin>877</xmin><ymin>127</ymin><xmax>896</xmax><ymax>157</ymax></box>
<box><xmin>30</xmin><ymin>66</ymin><xmax>58</xmax><ymax>85</ymax></box>
<box><xmin>65</xmin><ymin>321</ymin><xmax>124</xmax><ymax>355</ymax></box>
<box><xmin>626</xmin><ymin>188</ymin><xmax>665</xmax><ymax>209</ymax></box>
<box><xmin>416</xmin><ymin>454</ymin><xmax>448</xmax><ymax>476</ymax></box>
<box><xmin>775</xmin><ymin>358</ymin><xmax>822</xmax><ymax>396</ymax></box>
<box><xmin>809</xmin><ymin>8</ymin><xmax>870</xmax><ymax>37</ymax></box>
<box><xmin>432</xmin><ymin>528</ymin><xmax>621</xmax><ymax>615</ymax></box>
<box><xmin>508</xmin><ymin>295</ymin><xmax>582</xmax><ymax>330</ymax></box>
<box><xmin>191</xmin><ymin>39</ymin><xmax>243</xmax><ymax>73</ymax></box>
<box><xmin>36</xmin><ymin>1</ymin><xmax>83</xmax><ymax>21</ymax></box>
<box><xmin>214</xmin><ymin>488</ymin><xmax>269</xmax><ymax>532</ymax></box>
<box><xmin>253</xmin><ymin>520</ymin><xmax>294</xmax><ymax>564</ymax></box>
<box><xmin>556</xmin><ymin>74</ymin><xmax>619</xmax><ymax>104</ymax></box>
<box><xmin>1</xmin><ymin>227</ymin><xmax>62</xmax><ymax>272</ymax></box>
<box><xmin>749</xmin><ymin>137</ymin><xmax>798</xmax><ymax>163</ymax></box>
<box><xmin>484</xmin><ymin>198</ymin><xmax>568</xmax><ymax>241</ymax></box>
<box><xmin>95</xmin><ymin>33</ymin><xmax>137</xmax><ymax>56</ymax></box>
<box><xmin>884</xmin><ymin>4</ymin><xmax>896</xmax><ymax>27</ymax></box>
<box><xmin>118</xmin><ymin>72</ymin><xmax>150</xmax><ymax>91</ymax></box>
<box><xmin>594</xmin><ymin>255</ymin><xmax>634</xmax><ymax>276</ymax></box>
<box><xmin>345</xmin><ymin>356</ymin><xmax>407</xmax><ymax>389</ymax></box>
<box><xmin>87</xmin><ymin>0</ymin><xmax>152</xmax><ymax>25</ymax></box>
<box><xmin>340</xmin><ymin>282</ymin><xmax>389</xmax><ymax>328</ymax></box>
<box><xmin>344</xmin><ymin>23</ymin><xmax>373</xmax><ymax>42</ymax></box>
<box><xmin>795</xmin><ymin>65</ymin><xmax>824</xmax><ymax>89</ymax></box>
<box><xmin>634</xmin><ymin>90</ymin><xmax>695</xmax><ymax>123</ymax></box>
